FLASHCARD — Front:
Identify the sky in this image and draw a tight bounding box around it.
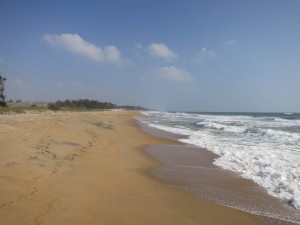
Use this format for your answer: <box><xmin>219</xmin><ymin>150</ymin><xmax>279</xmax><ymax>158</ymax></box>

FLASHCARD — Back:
<box><xmin>0</xmin><ymin>0</ymin><xmax>299</xmax><ymax>112</ymax></box>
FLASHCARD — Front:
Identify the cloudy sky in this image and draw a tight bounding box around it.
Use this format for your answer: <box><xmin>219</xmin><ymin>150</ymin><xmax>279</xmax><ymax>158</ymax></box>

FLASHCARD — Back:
<box><xmin>0</xmin><ymin>0</ymin><xmax>299</xmax><ymax>112</ymax></box>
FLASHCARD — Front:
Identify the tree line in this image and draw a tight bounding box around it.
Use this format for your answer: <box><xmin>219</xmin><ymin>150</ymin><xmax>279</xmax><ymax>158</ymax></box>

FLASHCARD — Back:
<box><xmin>47</xmin><ymin>99</ymin><xmax>116</xmax><ymax>110</ymax></box>
<box><xmin>47</xmin><ymin>99</ymin><xmax>148</xmax><ymax>111</ymax></box>
<box><xmin>0</xmin><ymin>75</ymin><xmax>148</xmax><ymax>111</ymax></box>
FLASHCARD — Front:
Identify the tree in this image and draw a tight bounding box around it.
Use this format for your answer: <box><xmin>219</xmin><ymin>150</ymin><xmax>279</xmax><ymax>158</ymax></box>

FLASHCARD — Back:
<box><xmin>0</xmin><ymin>74</ymin><xmax>7</xmax><ymax>107</ymax></box>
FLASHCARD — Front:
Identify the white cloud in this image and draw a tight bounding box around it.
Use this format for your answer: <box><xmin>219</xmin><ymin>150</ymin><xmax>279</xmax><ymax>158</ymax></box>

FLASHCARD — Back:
<box><xmin>43</xmin><ymin>33</ymin><xmax>122</xmax><ymax>64</ymax></box>
<box><xmin>226</xmin><ymin>39</ymin><xmax>238</xmax><ymax>45</ymax></box>
<box><xmin>155</xmin><ymin>66</ymin><xmax>192</xmax><ymax>82</ymax></box>
<box><xmin>195</xmin><ymin>47</ymin><xmax>216</xmax><ymax>63</ymax></box>
<box><xmin>148</xmin><ymin>43</ymin><xmax>178</xmax><ymax>60</ymax></box>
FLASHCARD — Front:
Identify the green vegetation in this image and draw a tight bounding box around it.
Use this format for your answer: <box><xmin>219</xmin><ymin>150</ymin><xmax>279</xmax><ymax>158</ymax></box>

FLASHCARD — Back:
<box><xmin>0</xmin><ymin>103</ymin><xmax>47</xmax><ymax>114</ymax></box>
<box><xmin>47</xmin><ymin>99</ymin><xmax>116</xmax><ymax>111</ymax></box>
<box><xmin>47</xmin><ymin>99</ymin><xmax>149</xmax><ymax>111</ymax></box>
<box><xmin>0</xmin><ymin>98</ymin><xmax>148</xmax><ymax>114</ymax></box>
<box><xmin>0</xmin><ymin>73</ymin><xmax>148</xmax><ymax>114</ymax></box>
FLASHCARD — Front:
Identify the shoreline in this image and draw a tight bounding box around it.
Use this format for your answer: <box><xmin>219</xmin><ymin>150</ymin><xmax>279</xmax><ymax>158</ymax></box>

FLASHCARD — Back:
<box><xmin>139</xmin><ymin>117</ymin><xmax>300</xmax><ymax>225</ymax></box>
<box><xmin>0</xmin><ymin>111</ymin><xmax>276</xmax><ymax>224</ymax></box>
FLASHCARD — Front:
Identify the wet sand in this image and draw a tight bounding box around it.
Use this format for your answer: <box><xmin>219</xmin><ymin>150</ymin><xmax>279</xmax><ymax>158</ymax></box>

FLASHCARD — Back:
<box><xmin>0</xmin><ymin>110</ymin><xmax>269</xmax><ymax>224</ymax></box>
<box><xmin>142</xmin><ymin>123</ymin><xmax>300</xmax><ymax>225</ymax></box>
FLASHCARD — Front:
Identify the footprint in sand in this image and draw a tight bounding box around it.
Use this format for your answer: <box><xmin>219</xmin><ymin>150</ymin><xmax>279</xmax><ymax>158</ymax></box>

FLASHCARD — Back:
<box><xmin>0</xmin><ymin>200</ymin><xmax>15</xmax><ymax>209</ymax></box>
<box><xmin>31</xmin><ymin>186</ymin><xmax>38</xmax><ymax>195</ymax></box>
<box><xmin>6</xmin><ymin>161</ymin><xmax>17</xmax><ymax>166</ymax></box>
<box><xmin>68</xmin><ymin>153</ymin><xmax>79</xmax><ymax>161</ymax></box>
<box><xmin>32</xmin><ymin>175</ymin><xmax>45</xmax><ymax>181</ymax></box>
<box><xmin>52</xmin><ymin>167</ymin><xmax>58</xmax><ymax>174</ymax></box>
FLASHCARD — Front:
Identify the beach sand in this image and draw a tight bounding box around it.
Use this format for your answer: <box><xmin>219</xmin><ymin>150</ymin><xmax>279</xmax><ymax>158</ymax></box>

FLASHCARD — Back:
<box><xmin>0</xmin><ymin>110</ymin><xmax>267</xmax><ymax>225</ymax></box>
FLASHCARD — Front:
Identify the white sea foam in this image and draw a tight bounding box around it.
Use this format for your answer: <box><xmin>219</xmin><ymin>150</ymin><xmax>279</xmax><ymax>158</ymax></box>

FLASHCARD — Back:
<box><xmin>147</xmin><ymin>123</ymin><xmax>193</xmax><ymax>136</ymax></box>
<box><xmin>142</xmin><ymin>111</ymin><xmax>300</xmax><ymax>211</ymax></box>
<box><xmin>180</xmin><ymin>130</ymin><xmax>300</xmax><ymax>210</ymax></box>
<box><xmin>197</xmin><ymin>121</ymin><xmax>246</xmax><ymax>133</ymax></box>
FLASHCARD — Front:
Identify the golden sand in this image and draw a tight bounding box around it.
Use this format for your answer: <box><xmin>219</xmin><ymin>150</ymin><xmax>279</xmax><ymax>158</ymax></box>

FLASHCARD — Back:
<box><xmin>0</xmin><ymin>111</ymin><xmax>265</xmax><ymax>225</ymax></box>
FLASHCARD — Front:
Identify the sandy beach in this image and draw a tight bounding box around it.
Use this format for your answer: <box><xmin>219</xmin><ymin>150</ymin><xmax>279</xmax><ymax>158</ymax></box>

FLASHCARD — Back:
<box><xmin>0</xmin><ymin>110</ymin><xmax>268</xmax><ymax>225</ymax></box>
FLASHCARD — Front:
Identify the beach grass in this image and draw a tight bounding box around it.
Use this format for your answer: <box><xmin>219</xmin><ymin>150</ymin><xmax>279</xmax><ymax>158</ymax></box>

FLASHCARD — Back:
<box><xmin>0</xmin><ymin>105</ymin><xmax>47</xmax><ymax>114</ymax></box>
<box><xmin>0</xmin><ymin>103</ymin><xmax>107</xmax><ymax>114</ymax></box>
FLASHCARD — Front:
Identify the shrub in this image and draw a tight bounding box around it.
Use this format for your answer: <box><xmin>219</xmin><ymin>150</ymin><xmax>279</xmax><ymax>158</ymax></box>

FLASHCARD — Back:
<box><xmin>47</xmin><ymin>103</ymin><xmax>60</xmax><ymax>110</ymax></box>
<box><xmin>0</xmin><ymin>101</ymin><xmax>7</xmax><ymax>107</ymax></box>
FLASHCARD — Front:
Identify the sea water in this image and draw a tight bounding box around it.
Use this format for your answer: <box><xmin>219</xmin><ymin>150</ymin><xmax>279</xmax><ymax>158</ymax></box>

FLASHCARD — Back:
<box><xmin>140</xmin><ymin>111</ymin><xmax>300</xmax><ymax>213</ymax></box>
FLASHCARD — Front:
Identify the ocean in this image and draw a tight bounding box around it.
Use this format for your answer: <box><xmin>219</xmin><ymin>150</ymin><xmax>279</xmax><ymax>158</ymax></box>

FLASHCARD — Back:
<box><xmin>140</xmin><ymin>111</ymin><xmax>300</xmax><ymax>213</ymax></box>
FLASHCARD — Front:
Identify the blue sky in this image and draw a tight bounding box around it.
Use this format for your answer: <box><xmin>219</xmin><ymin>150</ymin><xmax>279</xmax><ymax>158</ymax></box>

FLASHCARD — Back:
<box><xmin>0</xmin><ymin>0</ymin><xmax>299</xmax><ymax>112</ymax></box>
